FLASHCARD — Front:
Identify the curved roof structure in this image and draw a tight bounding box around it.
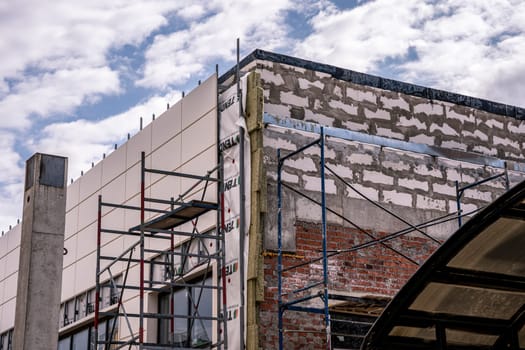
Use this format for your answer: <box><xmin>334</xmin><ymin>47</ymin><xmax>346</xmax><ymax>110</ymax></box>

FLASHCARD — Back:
<box><xmin>362</xmin><ymin>180</ymin><xmax>525</xmax><ymax>350</ymax></box>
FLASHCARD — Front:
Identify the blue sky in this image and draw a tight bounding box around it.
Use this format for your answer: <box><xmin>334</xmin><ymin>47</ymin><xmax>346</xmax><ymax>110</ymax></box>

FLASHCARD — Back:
<box><xmin>1</xmin><ymin>0</ymin><xmax>525</xmax><ymax>231</ymax></box>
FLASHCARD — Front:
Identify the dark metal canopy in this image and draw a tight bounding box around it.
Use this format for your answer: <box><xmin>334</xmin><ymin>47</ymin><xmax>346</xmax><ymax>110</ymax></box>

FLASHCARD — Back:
<box><xmin>362</xmin><ymin>180</ymin><xmax>525</xmax><ymax>350</ymax></box>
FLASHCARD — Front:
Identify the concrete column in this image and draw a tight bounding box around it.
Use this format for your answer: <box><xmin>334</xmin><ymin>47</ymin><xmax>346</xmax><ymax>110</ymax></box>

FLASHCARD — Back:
<box><xmin>13</xmin><ymin>153</ymin><xmax>67</xmax><ymax>350</ymax></box>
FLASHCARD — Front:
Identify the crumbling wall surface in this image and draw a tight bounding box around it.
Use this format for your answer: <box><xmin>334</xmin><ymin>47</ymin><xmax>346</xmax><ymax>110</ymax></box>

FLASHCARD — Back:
<box><xmin>263</xmin><ymin>125</ymin><xmax>525</xmax><ymax>251</ymax></box>
<box><xmin>256</xmin><ymin>59</ymin><xmax>525</xmax><ymax>349</ymax></box>
<box><xmin>259</xmin><ymin>61</ymin><xmax>525</xmax><ymax>163</ymax></box>
<box><xmin>259</xmin><ymin>221</ymin><xmax>437</xmax><ymax>350</ymax></box>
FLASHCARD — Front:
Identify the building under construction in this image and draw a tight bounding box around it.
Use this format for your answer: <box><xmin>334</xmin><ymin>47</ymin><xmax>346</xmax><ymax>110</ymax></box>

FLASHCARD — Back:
<box><xmin>0</xmin><ymin>49</ymin><xmax>524</xmax><ymax>350</ymax></box>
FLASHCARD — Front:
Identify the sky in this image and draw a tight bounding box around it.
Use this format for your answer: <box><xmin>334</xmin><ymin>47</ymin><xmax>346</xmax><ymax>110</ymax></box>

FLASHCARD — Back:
<box><xmin>1</xmin><ymin>0</ymin><xmax>525</xmax><ymax>231</ymax></box>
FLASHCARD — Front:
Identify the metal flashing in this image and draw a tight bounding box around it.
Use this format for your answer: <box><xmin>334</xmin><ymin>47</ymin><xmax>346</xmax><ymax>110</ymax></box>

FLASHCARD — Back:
<box><xmin>263</xmin><ymin>113</ymin><xmax>525</xmax><ymax>172</ymax></box>
<box><xmin>220</xmin><ymin>49</ymin><xmax>525</xmax><ymax>120</ymax></box>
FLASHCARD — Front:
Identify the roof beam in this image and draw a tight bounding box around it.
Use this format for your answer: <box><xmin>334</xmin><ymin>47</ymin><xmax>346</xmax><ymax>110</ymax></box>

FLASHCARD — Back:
<box><xmin>398</xmin><ymin>309</ymin><xmax>509</xmax><ymax>334</ymax></box>
<box><xmin>433</xmin><ymin>267</ymin><xmax>525</xmax><ymax>293</ymax></box>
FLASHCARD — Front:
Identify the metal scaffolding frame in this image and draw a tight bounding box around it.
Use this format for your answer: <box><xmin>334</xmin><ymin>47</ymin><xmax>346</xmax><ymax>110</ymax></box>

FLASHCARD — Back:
<box><xmin>95</xmin><ymin>148</ymin><xmax>227</xmax><ymax>349</ymax></box>
<box><xmin>455</xmin><ymin>164</ymin><xmax>510</xmax><ymax>227</ymax></box>
<box><xmin>274</xmin><ymin>124</ymin><xmax>488</xmax><ymax>350</ymax></box>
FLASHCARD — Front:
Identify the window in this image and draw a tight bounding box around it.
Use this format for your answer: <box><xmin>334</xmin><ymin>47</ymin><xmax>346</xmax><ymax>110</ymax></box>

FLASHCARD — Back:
<box><xmin>57</xmin><ymin>317</ymin><xmax>117</xmax><ymax>350</ymax></box>
<box><xmin>0</xmin><ymin>329</ymin><xmax>12</xmax><ymax>350</ymax></box>
<box><xmin>158</xmin><ymin>275</ymin><xmax>213</xmax><ymax>348</ymax></box>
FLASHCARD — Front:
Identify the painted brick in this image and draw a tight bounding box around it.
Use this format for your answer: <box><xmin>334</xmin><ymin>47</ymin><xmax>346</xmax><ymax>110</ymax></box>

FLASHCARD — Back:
<box><xmin>298</xmin><ymin>77</ymin><xmax>323</xmax><ymax>90</ymax></box>
<box><xmin>430</xmin><ymin>123</ymin><xmax>458</xmax><ymax>136</ymax></box>
<box><xmin>381</xmin><ymin>95</ymin><xmax>409</xmax><ymax>110</ymax></box>
<box><xmin>364</xmin><ymin>108</ymin><xmax>391</xmax><ymax>121</ymax></box>
<box><xmin>398</xmin><ymin>178</ymin><xmax>429</xmax><ymax>191</ymax></box>
<box><xmin>347</xmin><ymin>88</ymin><xmax>376</xmax><ymax>103</ymax></box>
<box><xmin>261</xmin><ymin>69</ymin><xmax>285</xmax><ymax>86</ymax></box>
<box><xmin>263</xmin><ymin>135</ymin><xmax>297</xmax><ymax>151</ymax></box>
<box><xmin>473</xmin><ymin>145</ymin><xmax>498</xmax><ymax>156</ymax></box>
<box><xmin>304</xmin><ymin>146</ymin><xmax>337</xmax><ymax>159</ymax></box>
<box><xmin>285</xmin><ymin>157</ymin><xmax>318</xmax><ymax>172</ymax></box>
<box><xmin>333</xmin><ymin>85</ymin><xmax>343</xmax><ymax>98</ymax></box>
<box><xmin>265</xmin><ymin>103</ymin><xmax>291</xmax><ymax>118</ymax></box>
<box><xmin>281</xmin><ymin>91</ymin><xmax>308</xmax><ymax>106</ymax></box>
<box><xmin>446</xmin><ymin>109</ymin><xmax>475</xmax><ymax>123</ymax></box>
<box><xmin>346</xmin><ymin>183</ymin><xmax>379</xmax><ymax>201</ymax></box>
<box><xmin>325</xmin><ymin>163</ymin><xmax>352</xmax><ymax>180</ymax></box>
<box><xmin>463</xmin><ymin>188</ymin><xmax>493</xmax><ymax>202</ymax></box>
<box><xmin>376</xmin><ymin>127</ymin><xmax>404</xmax><ymax>140</ymax></box>
<box><xmin>484</xmin><ymin>118</ymin><xmax>504</xmax><ymax>129</ymax></box>
<box><xmin>409</xmin><ymin>134</ymin><xmax>435</xmax><ymax>145</ymax></box>
<box><xmin>508</xmin><ymin>123</ymin><xmax>525</xmax><ymax>134</ymax></box>
<box><xmin>414</xmin><ymin>164</ymin><xmax>442</xmax><ymax>178</ymax></box>
<box><xmin>363</xmin><ymin>170</ymin><xmax>393</xmax><ymax>185</ymax></box>
<box><xmin>416</xmin><ymin>195</ymin><xmax>447</xmax><ymax>211</ymax></box>
<box><xmin>463</xmin><ymin>130</ymin><xmax>488</xmax><ymax>142</ymax></box>
<box><xmin>268</xmin><ymin>170</ymin><xmax>299</xmax><ymax>184</ymax></box>
<box><xmin>328</xmin><ymin>99</ymin><xmax>358</xmax><ymax>115</ymax></box>
<box><xmin>382</xmin><ymin>160</ymin><xmax>410</xmax><ymax>172</ymax></box>
<box><xmin>433</xmin><ymin>183</ymin><xmax>456</xmax><ymax>196</ymax></box>
<box><xmin>493</xmin><ymin>136</ymin><xmax>520</xmax><ymax>149</ymax></box>
<box><xmin>303</xmin><ymin>175</ymin><xmax>337</xmax><ymax>194</ymax></box>
<box><xmin>449</xmin><ymin>200</ymin><xmax>478</xmax><ymax>215</ymax></box>
<box><xmin>441</xmin><ymin>140</ymin><xmax>467</xmax><ymax>151</ymax></box>
<box><xmin>347</xmin><ymin>153</ymin><xmax>374</xmax><ymax>165</ymax></box>
<box><xmin>398</xmin><ymin>116</ymin><xmax>426</xmax><ymax>130</ymax></box>
<box><xmin>445</xmin><ymin>168</ymin><xmax>475</xmax><ymax>183</ymax></box>
<box><xmin>304</xmin><ymin>109</ymin><xmax>334</xmax><ymax>126</ymax></box>
<box><xmin>414</xmin><ymin>103</ymin><xmax>444</xmax><ymax>116</ymax></box>
<box><xmin>342</xmin><ymin>120</ymin><xmax>368</xmax><ymax>132</ymax></box>
<box><xmin>383</xmin><ymin>190</ymin><xmax>412</xmax><ymax>207</ymax></box>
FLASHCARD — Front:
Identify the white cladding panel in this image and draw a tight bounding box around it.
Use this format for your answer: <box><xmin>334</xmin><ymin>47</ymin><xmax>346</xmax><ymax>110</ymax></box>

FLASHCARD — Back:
<box><xmin>0</xmin><ymin>74</ymin><xmax>218</xmax><ymax>334</ymax></box>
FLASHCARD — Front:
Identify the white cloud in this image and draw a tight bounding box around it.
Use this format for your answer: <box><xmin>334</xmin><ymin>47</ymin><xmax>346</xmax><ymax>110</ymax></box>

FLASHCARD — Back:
<box><xmin>0</xmin><ymin>132</ymin><xmax>24</xmax><ymax>232</ymax></box>
<box><xmin>295</xmin><ymin>0</ymin><xmax>434</xmax><ymax>72</ymax></box>
<box><xmin>295</xmin><ymin>0</ymin><xmax>525</xmax><ymax>107</ymax></box>
<box><xmin>0</xmin><ymin>0</ymin><xmax>183</xmax><ymax>128</ymax></box>
<box><xmin>137</xmin><ymin>0</ymin><xmax>296</xmax><ymax>89</ymax></box>
<box><xmin>29</xmin><ymin>91</ymin><xmax>180</xmax><ymax>180</ymax></box>
<box><xmin>0</xmin><ymin>67</ymin><xmax>120</xmax><ymax>129</ymax></box>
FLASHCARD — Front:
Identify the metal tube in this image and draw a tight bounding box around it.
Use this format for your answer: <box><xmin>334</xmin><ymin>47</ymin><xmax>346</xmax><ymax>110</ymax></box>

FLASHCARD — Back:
<box><xmin>320</xmin><ymin>128</ymin><xmax>331</xmax><ymax>350</ymax></box>
<box><xmin>277</xmin><ymin>149</ymin><xmax>284</xmax><ymax>350</ymax></box>
<box><xmin>218</xmin><ymin>64</ymin><xmax>228</xmax><ymax>350</ymax></box>
<box><xmin>94</xmin><ymin>195</ymin><xmax>102</xmax><ymax>348</ymax></box>
<box><xmin>505</xmin><ymin>161</ymin><xmax>510</xmax><ymax>191</ymax></box>
<box><xmin>456</xmin><ymin>180</ymin><xmax>462</xmax><ymax>227</ymax></box>
<box><xmin>139</xmin><ymin>152</ymin><xmax>145</xmax><ymax>348</ymax></box>
<box><xmin>170</xmin><ymin>198</ymin><xmax>175</xmax><ymax>345</ymax></box>
<box><xmin>215</xmin><ymin>63</ymin><xmax>223</xmax><ymax>350</ymax></box>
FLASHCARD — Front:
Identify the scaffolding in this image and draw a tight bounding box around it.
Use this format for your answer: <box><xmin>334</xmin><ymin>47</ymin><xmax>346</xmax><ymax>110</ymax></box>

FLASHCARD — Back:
<box><xmin>274</xmin><ymin>125</ymin><xmax>494</xmax><ymax>350</ymax></box>
<box><xmin>455</xmin><ymin>164</ymin><xmax>510</xmax><ymax>227</ymax></box>
<box><xmin>95</xmin><ymin>151</ymin><xmax>227</xmax><ymax>349</ymax></box>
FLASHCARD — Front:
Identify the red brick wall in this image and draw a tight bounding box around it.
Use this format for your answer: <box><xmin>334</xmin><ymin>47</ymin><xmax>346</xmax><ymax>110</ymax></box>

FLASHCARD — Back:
<box><xmin>259</xmin><ymin>220</ymin><xmax>440</xmax><ymax>349</ymax></box>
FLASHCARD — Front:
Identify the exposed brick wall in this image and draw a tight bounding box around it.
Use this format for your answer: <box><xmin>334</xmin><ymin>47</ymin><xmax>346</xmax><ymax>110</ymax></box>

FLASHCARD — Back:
<box><xmin>258</xmin><ymin>61</ymin><xmax>525</xmax><ymax>164</ymax></box>
<box><xmin>252</xmin><ymin>56</ymin><xmax>525</xmax><ymax>349</ymax></box>
<box><xmin>260</xmin><ymin>221</ymin><xmax>439</xmax><ymax>349</ymax></box>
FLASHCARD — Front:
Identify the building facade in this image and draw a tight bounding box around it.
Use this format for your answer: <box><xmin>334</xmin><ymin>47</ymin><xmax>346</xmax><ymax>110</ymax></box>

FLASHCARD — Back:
<box><xmin>0</xmin><ymin>50</ymin><xmax>524</xmax><ymax>350</ymax></box>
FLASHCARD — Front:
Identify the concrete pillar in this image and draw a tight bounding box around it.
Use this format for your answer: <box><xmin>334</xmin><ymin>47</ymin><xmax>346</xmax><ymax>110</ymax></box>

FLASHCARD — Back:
<box><xmin>13</xmin><ymin>153</ymin><xmax>67</xmax><ymax>350</ymax></box>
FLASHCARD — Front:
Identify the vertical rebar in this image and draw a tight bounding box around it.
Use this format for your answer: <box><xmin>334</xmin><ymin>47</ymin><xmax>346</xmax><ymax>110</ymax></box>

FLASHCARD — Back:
<box><xmin>504</xmin><ymin>161</ymin><xmax>510</xmax><ymax>191</ymax></box>
<box><xmin>320</xmin><ymin>128</ymin><xmax>331</xmax><ymax>350</ymax></box>
<box><xmin>277</xmin><ymin>149</ymin><xmax>284</xmax><ymax>350</ymax></box>
<box><xmin>455</xmin><ymin>180</ymin><xmax>462</xmax><ymax>227</ymax></box>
